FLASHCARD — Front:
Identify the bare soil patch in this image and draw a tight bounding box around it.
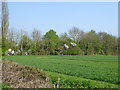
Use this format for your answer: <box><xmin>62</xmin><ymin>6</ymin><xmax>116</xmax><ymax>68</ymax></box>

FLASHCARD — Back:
<box><xmin>2</xmin><ymin>60</ymin><xmax>52</xmax><ymax>88</ymax></box>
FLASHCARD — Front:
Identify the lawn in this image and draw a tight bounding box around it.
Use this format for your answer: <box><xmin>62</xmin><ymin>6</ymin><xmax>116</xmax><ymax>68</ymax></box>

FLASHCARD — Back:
<box><xmin>3</xmin><ymin>55</ymin><xmax>118</xmax><ymax>88</ymax></box>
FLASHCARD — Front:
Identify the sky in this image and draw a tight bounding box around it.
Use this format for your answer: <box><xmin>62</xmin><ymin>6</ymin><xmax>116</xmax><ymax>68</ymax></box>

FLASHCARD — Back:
<box><xmin>8</xmin><ymin>2</ymin><xmax>118</xmax><ymax>37</ymax></box>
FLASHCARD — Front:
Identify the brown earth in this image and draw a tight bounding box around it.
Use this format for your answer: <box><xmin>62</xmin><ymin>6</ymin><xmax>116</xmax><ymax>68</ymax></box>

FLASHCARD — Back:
<box><xmin>2</xmin><ymin>60</ymin><xmax>52</xmax><ymax>88</ymax></box>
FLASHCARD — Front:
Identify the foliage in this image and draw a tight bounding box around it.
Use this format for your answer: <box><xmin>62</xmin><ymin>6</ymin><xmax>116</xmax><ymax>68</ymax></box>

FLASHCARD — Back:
<box><xmin>67</xmin><ymin>42</ymin><xmax>81</xmax><ymax>55</ymax></box>
<box><xmin>43</xmin><ymin>30</ymin><xmax>60</xmax><ymax>55</ymax></box>
<box><xmin>2</xmin><ymin>28</ymin><xmax>118</xmax><ymax>55</ymax></box>
<box><xmin>2</xmin><ymin>36</ymin><xmax>8</xmax><ymax>56</ymax></box>
<box><xmin>19</xmin><ymin>35</ymin><xmax>31</xmax><ymax>53</ymax></box>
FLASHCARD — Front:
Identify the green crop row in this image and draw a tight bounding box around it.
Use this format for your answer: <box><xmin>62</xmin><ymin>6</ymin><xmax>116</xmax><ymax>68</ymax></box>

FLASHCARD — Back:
<box><xmin>3</xmin><ymin>55</ymin><xmax>118</xmax><ymax>84</ymax></box>
<box><xmin>2</xmin><ymin>83</ymin><xmax>11</xmax><ymax>88</ymax></box>
<box><xmin>45</xmin><ymin>71</ymin><xmax>118</xmax><ymax>88</ymax></box>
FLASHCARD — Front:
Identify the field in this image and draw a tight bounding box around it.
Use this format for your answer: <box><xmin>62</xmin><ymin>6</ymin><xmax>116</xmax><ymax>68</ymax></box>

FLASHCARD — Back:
<box><xmin>3</xmin><ymin>55</ymin><xmax>118</xmax><ymax>88</ymax></box>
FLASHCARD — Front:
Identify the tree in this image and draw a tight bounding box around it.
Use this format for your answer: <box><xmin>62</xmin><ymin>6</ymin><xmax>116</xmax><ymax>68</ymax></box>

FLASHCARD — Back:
<box><xmin>6</xmin><ymin>28</ymin><xmax>16</xmax><ymax>50</ymax></box>
<box><xmin>0</xmin><ymin>34</ymin><xmax>2</xmax><ymax>56</ymax></box>
<box><xmin>118</xmin><ymin>37</ymin><xmax>120</xmax><ymax>55</ymax></box>
<box><xmin>67</xmin><ymin>40</ymin><xmax>81</xmax><ymax>55</ymax></box>
<box><xmin>86</xmin><ymin>30</ymin><xmax>101</xmax><ymax>55</ymax></box>
<box><xmin>16</xmin><ymin>30</ymin><xmax>29</xmax><ymax>54</ymax></box>
<box><xmin>98</xmin><ymin>32</ymin><xmax>118</xmax><ymax>55</ymax></box>
<box><xmin>19</xmin><ymin>35</ymin><xmax>31</xmax><ymax>54</ymax></box>
<box><xmin>31</xmin><ymin>29</ymin><xmax>43</xmax><ymax>55</ymax></box>
<box><xmin>69</xmin><ymin>27</ymin><xmax>82</xmax><ymax>42</ymax></box>
<box><xmin>43</xmin><ymin>29</ymin><xmax>59</xmax><ymax>55</ymax></box>
<box><xmin>31</xmin><ymin>29</ymin><xmax>42</xmax><ymax>43</ymax></box>
<box><xmin>1</xmin><ymin>2</ymin><xmax>9</xmax><ymax>55</ymax></box>
<box><xmin>59</xmin><ymin>32</ymin><xmax>69</xmax><ymax>47</ymax></box>
<box><xmin>60</xmin><ymin>32</ymin><xmax>69</xmax><ymax>41</ymax></box>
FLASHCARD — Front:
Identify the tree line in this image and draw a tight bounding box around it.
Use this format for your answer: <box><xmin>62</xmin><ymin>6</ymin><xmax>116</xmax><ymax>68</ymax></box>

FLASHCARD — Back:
<box><xmin>1</xmin><ymin>2</ymin><xmax>118</xmax><ymax>56</ymax></box>
<box><xmin>1</xmin><ymin>27</ymin><xmax>118</xmax><ymax>56</ymax></box>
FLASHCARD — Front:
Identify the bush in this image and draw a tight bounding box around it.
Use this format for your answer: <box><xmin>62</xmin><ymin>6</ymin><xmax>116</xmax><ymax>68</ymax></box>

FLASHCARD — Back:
<box><xmin>67</xmin><ymin>47</ymin><xmax>81</xmax><ymax>55</ymax></box>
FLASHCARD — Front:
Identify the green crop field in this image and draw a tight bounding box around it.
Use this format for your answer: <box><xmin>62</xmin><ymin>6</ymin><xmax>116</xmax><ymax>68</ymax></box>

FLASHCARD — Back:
<box><xmin>3</xmin><ymin>55</ymin><xmax>118</xmax><ymax>88</ymax></box>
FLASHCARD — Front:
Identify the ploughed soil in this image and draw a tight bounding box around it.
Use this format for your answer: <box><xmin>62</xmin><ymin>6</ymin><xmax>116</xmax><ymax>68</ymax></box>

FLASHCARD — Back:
<box><xmin>2</xmin><ymin>60</ymin><xmax>52</xmax><ymax>88</ymax></box>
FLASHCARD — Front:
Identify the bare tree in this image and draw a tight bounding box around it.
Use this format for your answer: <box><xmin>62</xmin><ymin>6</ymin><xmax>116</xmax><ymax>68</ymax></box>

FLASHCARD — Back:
<box><xmin>31</xmin><ymin>29</ymin><xmax>42</xmax><ymax>48</ymax></box>
<box><xmin>19</xmin><ymin>29</ymin><xmax>27</xmax><ymax>52</ymax></box>
<box><xmin>69</xmin><ymin>27</ymin><xmax>83</xmax><ymax>42</ymax></box>
<box><xmin>32</xmin><ymin>28</ymin><xmax>42</xmax><ymax>42</ymax></box>
<box><xmin>6</xmin><ymin>28</ymin><xmax>16</xmax><ymax>49</ymax></box>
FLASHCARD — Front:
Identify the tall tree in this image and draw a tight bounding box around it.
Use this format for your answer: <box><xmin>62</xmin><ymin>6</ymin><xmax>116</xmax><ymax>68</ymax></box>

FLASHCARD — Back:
<box><xmin>7</xmin><ymin>28</ymin><xmax>16</xmax><ymax>49</ymax></box>
<box><xmin>19</xmin><ymin>34</ymin><xmax>31</xmax><ymax>54</ymax></box>
<box><xmin>31</xmin><ymin>29</ymin><xmax>43</xmax><ymax>55</ymax></box>
<box><xmin>43</xmin><ymin>29</ymin><xmax>59</xmax><ymax>55</ymax></box>
<box><xmin>59</xmin><ymin>32</ymin><xmax>68</xmax><ymax>41</ymax></box>
<box><xmin>31</xmin><ymin>29</ymin><xmax>42</xmax><ymax>48</ymax></box>
<box><xmin>32</xmin><ymin>29</ymin><xmax>41</xmax><ymax>42</ymax></box>
<box><xmin>98</xmin><ymin>32</ymin><xmax>118</xmax><ymax>55</ymax></box>
<box><xmin>1</xmin><ymin>2</ymin><xmax>9</xmax><ymax>55</ymax></box>
<box><xmin>18</xmin><ymin>30</ymin><xmax>27</xmax><ymax>53</ymax></box>
<box><xmin>118</xmin><ymin>37</ymin><xmax>120</xmax><ymax>55</ymax></box>
<box><xmin>86</xmin><ymin>30</ymin><xmax>101</xmax><ymax>55</ymax></box>
<box><xmin>69</xmin><ymin>27</ymin><xmax>82</xmax><ymax>42</ymax></box>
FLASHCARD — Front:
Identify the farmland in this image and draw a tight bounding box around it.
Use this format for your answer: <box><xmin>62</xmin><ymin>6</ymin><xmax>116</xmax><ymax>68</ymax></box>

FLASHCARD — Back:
<box><xmin>3</xmin><ymin>55</ymin><xmax>118</xmax><ymax>88</ymax></box>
